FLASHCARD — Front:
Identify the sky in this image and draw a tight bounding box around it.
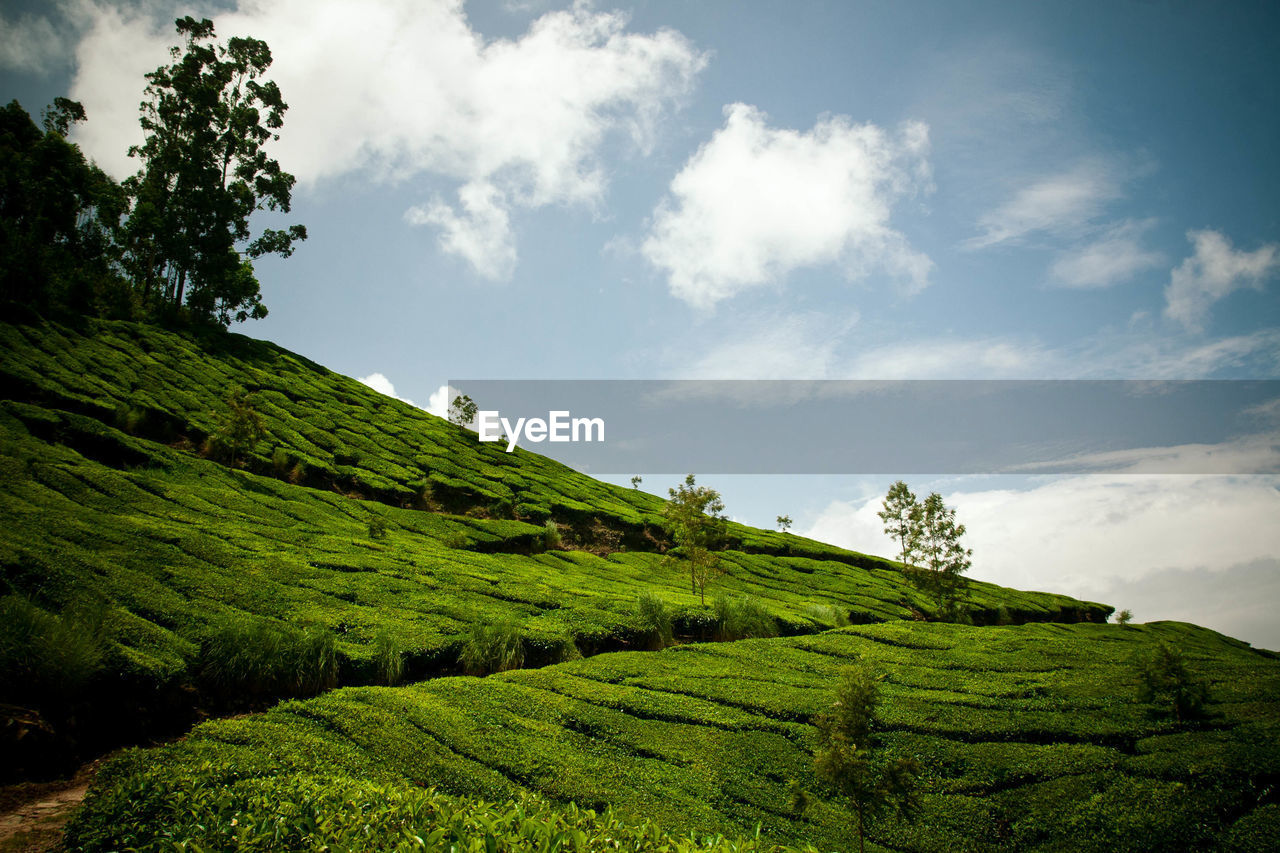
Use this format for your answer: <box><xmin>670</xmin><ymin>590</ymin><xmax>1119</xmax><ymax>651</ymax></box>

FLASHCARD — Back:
<box><xmin>3</xmin><ymin>0</ymin><xmax>1279</xmax><ymax>647</ymax></box>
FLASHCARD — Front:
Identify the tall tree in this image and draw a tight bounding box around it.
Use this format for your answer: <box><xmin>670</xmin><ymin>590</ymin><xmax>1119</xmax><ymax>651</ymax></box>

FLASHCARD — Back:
<box><xmin>0</xmin><ymin>99</ymin><xmax>128</xmax><ymax>315</ymax></box>
<box><xmin>915</xmin><ymin>492</ymin><xmax>972</xmax><ymax>619</ymax></box>
<box><xmin>663</xmin><ymin>474</ymin><xmax>727</xmax><ymax>605</ymax></box>
<box><xmin>812</xmin><ymin>666</ymin><xmax>920</xmax><ymax>853</ymax></box>
<box><xmin>123</xmin><ymin>16</ymin><xmax>305</xmax><ymax>327</ymax></box>
<box><xmin>877</xmin><ymin>480</ymin><xmax>921</xmax><ymax>572</ymax></box>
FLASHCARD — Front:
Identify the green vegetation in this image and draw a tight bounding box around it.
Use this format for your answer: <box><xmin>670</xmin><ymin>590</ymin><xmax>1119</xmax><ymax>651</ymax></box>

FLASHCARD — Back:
<box><xmin>449</xmin><ymin>394</ymin><xmax>478</xmax><ymax>427</ymax></box>
<box><xmin>879</xmin><ymin>482</ymin><xmax>973</xmax><ymax>620</ymax></box>
<box><xmin>0</xmin><ymin>317</ymin><xmax>1110</xmax><ymax>778</ymax></box>
<box><xmin>777</xmin><ymin>515</ymin><xmax>792</xmax><ymax>533</ymax></box>
<box><xmin>635</xmin><ymin>591</ymin><xmax>674</xmax><ymax>649</ymax></box>
<box><xmin>65</xmin><ymin>621</ymin><xmax>1280</xmax><ymax>851</ymax></box>
<box><xmin>459</xmin><ymin>620</ymin><xmax>528</xmax><ymax>676</ymax></box>
<box><xmin>664</xmin><ymin>474</ymin><xmax>728</xmax><ymax>605</ymax></box>
<box><xmin>1137</xmin><ymin>643</ymin><xmax>1211</xmax><ymax>724</ymax></box>
<box><xmin>1117</xmin><ymin>608</ymin><xmax>1133</xmax><ymax>626</ymax></box>
<box><xmin>810</xmin><ymin>666</ymin><xmax>919</xmax><ymax>853</ymax></box>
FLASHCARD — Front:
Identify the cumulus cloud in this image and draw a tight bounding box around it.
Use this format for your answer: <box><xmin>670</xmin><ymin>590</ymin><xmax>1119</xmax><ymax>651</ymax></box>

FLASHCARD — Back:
<box><xmin>358</xmin><ymin>372</ymin><xmax>415</xmax><ymax>407</ymax></box>
<box><xmin>1048</xmin><ymin>219</ymin><xmax>1163</xmax><ymax>288</ymax></box>
<box><xmin>965</xmin><ymin>160</ymin><xmax>1122</xmax><ymax>249</ymax></box>
<box><xmin>1164</xmin><ymin>229</ymin><xmax>1279</xmax><ymax>332</ymax></box>
<box><xmin>66</xmin><ymin>0</ymin><xmax>706</xmax><ymax>278</ymax></box>
<box><xmin>0</xmin><ymin>10</ymin><xmax>68</xmax><ymax>73</ymax></box>
<box><xmin>642</xmin><ymin>104</ymin><xmax>933</xmax><ymax>310</ymax></box>
<box><xmin>802</xmin><ymin>474</ymin><xmax>1280</xmax><ymax>646</ymax></box>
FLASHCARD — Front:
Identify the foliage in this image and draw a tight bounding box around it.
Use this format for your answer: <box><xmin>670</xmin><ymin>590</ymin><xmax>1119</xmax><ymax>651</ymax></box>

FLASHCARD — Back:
<box><xmin>196</xmin><ymin>615</ymin><xmax>337</xmax><ymax>701</ymax></box>
<box><xmin>713</xmin><ymin>595</ymin><xmax>779</xmax><ymax>640</ymax></box>
<box><xmin>777</xmin><ymin>515</ymin><xmax>792</xmax><ymax>533</ymax></box>
<box><xmin>207</xmin><ymin>384</ymin><xmax>265</xmax><ymax>465</ymax></box>
<box><xmin>122</xmin><ymin>16</ymin><xmax>305</xmax><ymax>327</ymax></box>
<box><xmin>631</xmin><ymin>475</ymin><xmax>642</xmax><ymax>489</ymax></box>
<box><xmin>810</xmin><ymin>666</ymin><xmax>920</xmax><ymax>853</ymax></box>
<box><xmin>448</xmin><ymin>394</ymin><xmax>478</xmax><ymax>427</ymax></box>
<box><xmin>635</xmin><ymin>591</ymin><xmax>674</xmax><ymax>649</ymax></box>
<box><xmin>0</xmin><ymin>594</ymin><xmax>108</xmax><ymax>703</ymax></box>
<box><xmin>914</xmin><ymin>492</ymin><xmax>972</xmax><ymax>619</ymax></box>
<box><xmin>372</xmin><ymin>629</ymin><xmax>405</xmax><ymax>686</ymax></box>
<box><xmin>367</xmin><ymin>515</ymin><xmax>389</xmax><ymax>539</ymax></box>
<box><xmin>67</xmin><ymin>768</ymin><xmax>820</xmax><ymax>853</ymax></box>
<box><xmin>804</xmin><ymin>604</ymin><xmax>851</xmax><ymax>629</ymax></box>
<box><xmin>459</xmin><ymin>620</ymin><xmax>526</xmax><ymax>676</ymax></box>
<box><xmin>542</xmin><ymin>520</ymin><xmax>563</xmax><ymax>550</ymax></box>
<box><xmin>663</xmin><ymin>474</ymin><xmax>727</xmax><ymax>605</ymax></box>
<box><xmin>57</xmin><ymin>619</ymin><xmax>1280</xmax><ymax>852</ymax></box>
<box><xmin>1136</xmin><ymin>643</ymin><xmax>1210</xmax><ymax>724</ymax></box>
<box><xmin>0</xmin><ymin>99</ymin><xmax>130</xmax><ymax>317</ymax></box>
<box><xmin>877</xmin><ymin>480</ymin><xmax>920</xmax><ymax>571</ymax></box>
<box><xmin>1116</xmin><ymin>609</ymin><xmax>1133</xmax><ymax>626</ymax></box>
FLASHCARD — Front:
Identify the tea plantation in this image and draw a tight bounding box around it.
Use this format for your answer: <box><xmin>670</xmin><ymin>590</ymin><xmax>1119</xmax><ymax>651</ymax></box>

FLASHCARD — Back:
<box><xmin>3</xmin><ymin>316</ymin><xmax>1274</xmax><ymax>851</ymax></box>
<box><xmin>66</xmin><ymin>621</ymin><xmax>1280</xmax><ymax>851</ymax></box>
<box><xmin>0</xmin><ymin>320</ymin><xmax>1103</xmax><ymax>720</ymax></box>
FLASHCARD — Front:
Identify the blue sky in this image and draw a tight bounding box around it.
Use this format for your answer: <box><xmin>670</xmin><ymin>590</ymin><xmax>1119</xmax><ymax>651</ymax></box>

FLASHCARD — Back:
<box><xmin>3</xmin><ymin>0</ymin><xmax>1279</xmax><ymax>646</ymax></box>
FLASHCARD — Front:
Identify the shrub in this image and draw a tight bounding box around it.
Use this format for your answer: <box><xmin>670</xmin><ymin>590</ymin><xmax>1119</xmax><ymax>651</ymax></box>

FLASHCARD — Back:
<box><xmin>372</xmin><ymin>630</ymin><xmax>405</xmax><ymax>686</ymax></box>
<box><xmin>713</xmin><ymin>595</ymin><xmax>779</xmax><ymax>641</ymax></box>
<box><xmin>0</xmin><ymin>594</ymin><xmax>108</xmax><ymax>703</ymax></box>
<box><xmin>1137</xmin><ymin>643</ymin><xmax>1209</xmax><ymax>724</ymax></box>
<box><xmin>197</xmin><ymin>616</ymin><xmax>338</xmax><ymax>702</ymax></box>
<box><xmin>804</xmin><ymin>604</ymin><xmax>851</xmax><ymax>630</ymax></box>
<box><xmin>443</xmin><ymin>531</ymin><xmax>468</xmax><ymax>549</ymax></box>
<box><xmin>542</xmin><ymin>520</ymin><xmax>563</xmax><ymax>550</ymax></box>
<box><xmin>271</xmin><ymin>446</ymin><xmax>291</xmax><ymax>474</ymax></box>
<box><xmin>459</xmin><ymin>621</ymin><xmax>525</xmax><ymax>676</ymax></box>
<box><xmin>1116</xmin><ymin>609</ymin><xmax>1133</xmax><ymax>626</ymax></box>
<box><xmin>367</xmin><ymin>515</ymin><xmax>389</xmax><ymax>540</ymax></box>
<box><xmin>635</xmin><ymin>592</ymin><xmax>674</xmax><ymax>649</ymax></box>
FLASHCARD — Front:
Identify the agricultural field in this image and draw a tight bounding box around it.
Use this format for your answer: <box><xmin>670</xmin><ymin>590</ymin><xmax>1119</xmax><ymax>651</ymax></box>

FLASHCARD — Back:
<box><xmin>66</xmin><ymin>620</ymin><xmax>1280</xmax><ymax>851</ymax></box>
<box><xmin>3</xmin><ymin>317</ymin><xmax>1275</xmax><ymax>851</ymax></box>
<box><xmin>0</xmin><ymin>318</ymin><xmax>1107</xmax><ymax>756</ymax></box>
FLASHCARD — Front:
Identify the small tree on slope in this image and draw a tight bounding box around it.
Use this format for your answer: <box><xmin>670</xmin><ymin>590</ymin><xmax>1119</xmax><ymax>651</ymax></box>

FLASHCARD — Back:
<box><xmin>812</xmin><ymin>666</ymin><xmax>920</xmax><ymax>853</ymax></box>
<box><xmin>663</xmin><ymin>474</ymin><xmax>726</xmax><ymax>606</ymax></box>
<box><xmin>878</xmin><ymin>481</ymin><xmax>921</xmax><ymax>571</ymax></box>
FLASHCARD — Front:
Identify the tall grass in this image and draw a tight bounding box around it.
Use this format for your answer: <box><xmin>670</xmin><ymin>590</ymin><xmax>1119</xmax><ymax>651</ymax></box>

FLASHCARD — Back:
<box><xmin>458</xmin><ymin>621</ymin><xmax>525</xmax><ymax>676</ymax></box>
<box><xmin>0</xmin><ymin>595</ymin><xmax>108</xmax><ymax>703</ymax></box>
<box><xmin>635</xmin><ymin>592</ymin><xmax>674</xmax><ymax>649</ymax></box>
<box><xmin>713</xmin><ymin>595</ymin><xmax>779</xmax><ymax>641</ymax></box>
<box><xmin>197</xmin><ymin>616</ymin><xmax>337</xmax><ymax>701</ymax></box>
<box><xmin>372</xmin><ymin>629</ymin><xmax>405</xmax><ymax>686</ymax></box>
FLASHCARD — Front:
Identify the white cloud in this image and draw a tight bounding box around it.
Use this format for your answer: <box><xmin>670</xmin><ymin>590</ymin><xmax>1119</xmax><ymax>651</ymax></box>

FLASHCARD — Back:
<box><xmin>675</xmin><ymin>312</ymin><xmax>857</xmax><ymax>379</ymax></box>
<box><xmin>405</xmin><ymin>181</ymin><xmax>516</xmax><ymax>280</ymax></box>
<box><xmin>426</xmin><ymin>383</ymin><xmax>460</xmax><ymax>420</ymax></box>
<box><xmin>965</xmin><ymin>160</ymin><xmax>1122</xmax><ymax>249</ymax></box>
<box><xmin>0</xmin><ymin>11</ymin><xmax>67</xmax><ymax>73</ymax></box>
<box><xmin>1164</xmin><ymin>229</ymin><xmax>1279</xmax><ymax>332</ymax></box>
<box><xmin>1048</xmin><ymin>219</ymin><xmax>1163</xmax><ymax>288</ymax></box>
<box><xmin>843</xmin><ymin>337</ymin><xmax>1050</xmax><ymax>379</ymax></box>
<box><xmin>642</xmin><ymin>104</ymin><xmax>933</xmax><ymax>310</ymax></box>
<box><xmin>358</xmin><ymin>372</ymin><xmax>415</xmax><ymax>407</ymax></box>
<box><xmin>66</xmin><ymin>0</ymin><xmax>706</xmax><ymax>278</ymax></box>
<box><xmin>802</xmin><ymin>474</ymin><xmax>1280</xmax><ymax>646</ymax></box>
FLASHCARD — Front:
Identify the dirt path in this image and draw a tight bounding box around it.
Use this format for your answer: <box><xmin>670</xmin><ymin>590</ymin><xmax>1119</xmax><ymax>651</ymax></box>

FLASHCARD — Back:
<box><xmin>0</xmin><ymin>764</ymin><xmax>96</xmax><ymax>853</ymax></box>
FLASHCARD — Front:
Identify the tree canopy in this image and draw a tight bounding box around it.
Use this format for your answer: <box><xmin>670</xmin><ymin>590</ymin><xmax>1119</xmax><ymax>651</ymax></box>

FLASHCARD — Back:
<box><xmin>123</xmin><ymin>16</ymin><xmax>306</xmax><ymax>326</ymax></box>
<box><xmin>663</xmin><ymin>474</ymin><xmax>727</xmax><ymax>605</ymax></box>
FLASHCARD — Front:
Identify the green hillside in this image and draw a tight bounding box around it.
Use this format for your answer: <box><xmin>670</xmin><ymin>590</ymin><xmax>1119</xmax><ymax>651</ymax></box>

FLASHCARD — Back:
<box><xmin>0</xmin><ymin>318</ymin><xmax>1108</xmax><ymax>758</ymax></box>
<box><xmin>66</xmin><ymin>621</ymin><xmax>1280</xmax><ymax>851</ymax></box>
<box><xmin>7</xmin><ymin>316</ymin><xmax>1274</xmax><ymax>851</ymax></box>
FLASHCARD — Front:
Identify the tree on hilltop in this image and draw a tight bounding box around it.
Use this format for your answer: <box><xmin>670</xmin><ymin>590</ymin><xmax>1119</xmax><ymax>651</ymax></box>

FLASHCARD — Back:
<box><xmin>663</xmin><ymin>474</ymin><xmax>727</xmax><ymax>606</ymax></box>
<box><xmin>878</xmin><ymin>480</ymin><xmax>921</xmax><ymax>572</ymax></box>
<box><xmin>123</xmin><ymin>16</ymin><xmax>306</xmax><ymax>327</ymax></box>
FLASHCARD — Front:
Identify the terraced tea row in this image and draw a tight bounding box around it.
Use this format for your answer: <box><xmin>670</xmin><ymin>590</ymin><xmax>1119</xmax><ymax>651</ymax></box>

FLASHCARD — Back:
<box><xmin>67</xmin><ymin>621</ymin><xmax>1280</xmax><ymax>851</ymax></box>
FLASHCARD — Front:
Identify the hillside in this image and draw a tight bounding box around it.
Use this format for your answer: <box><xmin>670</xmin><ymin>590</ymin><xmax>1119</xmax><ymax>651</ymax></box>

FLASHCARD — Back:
<box><xmin>0</xmin><ymin>317</ymin><xmax>1115</xmax><ymax>777</ymax></box>
<box><xmin>10</xmin><ymin>317</ymin><xmax>1272</xmax><ymax>851</ymax></box>
<box><xmin>66</xmin><ymin>621</ymin><xmax>1280</xmax><ymax>851</ymax></box>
